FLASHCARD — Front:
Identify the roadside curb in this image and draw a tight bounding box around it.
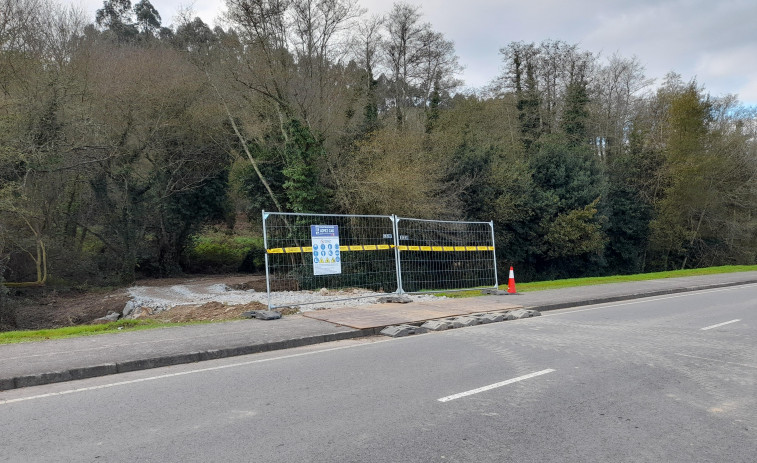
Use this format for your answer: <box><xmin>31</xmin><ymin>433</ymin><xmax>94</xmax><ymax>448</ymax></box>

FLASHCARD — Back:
<box><xmin>2</xmin><ymin>278</ymin><xmax>755</xmax><ymax>392</ymax></box>
<box><xmin>0</xmin><ymin>329</ymin><xmax>376</xmax><ymax>391</ymax></box>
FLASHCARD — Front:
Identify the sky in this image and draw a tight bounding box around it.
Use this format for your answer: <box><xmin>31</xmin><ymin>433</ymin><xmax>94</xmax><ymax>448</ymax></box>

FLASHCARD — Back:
<box><xmin>76</xmin><ymin>0</ymin><xmax>757</xmax><ymax>106</ymax></box>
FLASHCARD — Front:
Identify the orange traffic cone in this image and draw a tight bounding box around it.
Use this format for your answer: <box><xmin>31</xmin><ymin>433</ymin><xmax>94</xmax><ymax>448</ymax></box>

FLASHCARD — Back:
<box><xmin>507</xmin><ymin>266</ymin><xmax>517</xmax><ymax>294</ymax></box>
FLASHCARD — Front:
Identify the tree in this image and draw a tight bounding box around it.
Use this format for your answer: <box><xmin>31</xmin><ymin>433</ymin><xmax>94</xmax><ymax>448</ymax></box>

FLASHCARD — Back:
<box><xmin>499</xmin><ymin>40</ymin><xmax>596</xmax><ymax>153</ymax></box>
<box><xmin>134</xmin><ymin>0</ymin><xmax>161</xmax><ymax>35</ymax></box>
<box><xmin>331</xmin><ymin>126</ymin><xmax>457</xmax><ymax>217</ymax></box>
<box><xmin>590</xmin><ymin>54</ymin><xmax>650</xmax><ymax>161</ymax></box>
<box><xmin>561</xmin><ymin>77</ymin><xmax>590</xmax><ymax>146</ymax></box>
<box><xmin>647</xmin><ymin>81</ymin><xmax>757</xmax><ymax>269</ymax></box>
<box><xmin>351</xmin><ymin>14</ymin><xmax>384</xmax><ymax>133</ymax></box>
<box><xmin>603</xmin><ymin>124</ymin><xmax>654</xmax><ymax>273</ymax></box>
<box><xmin>281</xmin><ymin>119</ymin><xmax>329</xmax><ymax>213</ymax></box>
<box><xmin>0</xmin><ymin>230</ymin><xmax>12</xmax><ymax>329</ymax></box>
<box><xmin>499</xmin><ymin>42</ymin><xmax>541</xmax><ymax>153</ymax></box>
<box><xmin>95</xmin><ymin>0</ymin><xmax>138</xmax><ymax>41</ymax></box>
<box><xmin>529</xmin><ymin>134</ymin><xmax>607</xmax><ymax>277</ymax></box>
<box><xmin>0</xmin><ymin>0</ymin><xmax>88</xmax><ymax>286</ymax></box>
<box><xmin>383</xmin><ymin>2</ymin><xmax>461</xmax><ymax>128</ymax></box>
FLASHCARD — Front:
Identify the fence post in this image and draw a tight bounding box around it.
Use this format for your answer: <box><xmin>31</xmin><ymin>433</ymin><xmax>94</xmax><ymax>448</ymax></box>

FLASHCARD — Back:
<box><xmin>392</xmin><ymin>215</ymin><xmax>404</xmax><ymax>294</ymax></box>
<box><xmin>262</xmin><ymin>210</ymin><xmax>272</xmax><ymax>309</ymax></box>
<box><xmin>489</xmin><ymin>221</ymin><xmax>498</xmax><ymax>289</ymax></box>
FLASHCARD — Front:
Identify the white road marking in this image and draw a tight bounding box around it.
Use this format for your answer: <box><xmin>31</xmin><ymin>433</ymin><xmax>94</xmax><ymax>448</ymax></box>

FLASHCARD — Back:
<box><xmin>0</xmin><ymin>341</ymin><xmax>384</xmax><ymax>406</ymax></box>
<box><xmin>437</xmin><ymin>369</ymin><xmax>555</xmax><ymax>403</ymax></box>
<box><xmin>674</xmin><ymin>353</ymin><xmax>757</xmax><ymax>369</ymax></box>
<box><xmin>700</xmin><ymin>319</ymin><xmax>741</xmax><ymax>331</ymax></box>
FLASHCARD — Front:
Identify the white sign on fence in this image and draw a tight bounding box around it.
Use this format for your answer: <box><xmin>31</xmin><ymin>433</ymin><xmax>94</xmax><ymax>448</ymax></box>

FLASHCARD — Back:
<box><xmin>311</xmin><ymin>225</ymin><xmax>342</xmax><ymax>275</ymax></box>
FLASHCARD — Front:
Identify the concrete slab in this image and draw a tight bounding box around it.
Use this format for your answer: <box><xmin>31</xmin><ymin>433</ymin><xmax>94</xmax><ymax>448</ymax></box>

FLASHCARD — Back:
<box><xmin>302</xmin><ymin>298</ymin><xmax>522</xmax><ymax>329</ymax></box>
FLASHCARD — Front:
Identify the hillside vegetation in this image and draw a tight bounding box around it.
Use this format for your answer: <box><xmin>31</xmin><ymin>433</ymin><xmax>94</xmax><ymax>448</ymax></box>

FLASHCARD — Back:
<box><xmin>2</xmin><ymin>0</ymin><xmax>756</xmax><ymax>330</ymax></box>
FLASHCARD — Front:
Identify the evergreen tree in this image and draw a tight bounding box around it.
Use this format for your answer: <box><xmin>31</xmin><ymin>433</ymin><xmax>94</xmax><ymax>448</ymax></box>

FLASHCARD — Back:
<box><xmin>518</xmin><ymin>61</ymin><xmax>541</xmax><ymax>153</ymax></box>
<box><xmin>561</xmin><ymin>79</ymin><xmax>590</xmax><ymax>147</ymax></box>
<box><xmin>282</xmin><ymin>119</ymin><xmax>330</xmax><ymax>213</ymax></box>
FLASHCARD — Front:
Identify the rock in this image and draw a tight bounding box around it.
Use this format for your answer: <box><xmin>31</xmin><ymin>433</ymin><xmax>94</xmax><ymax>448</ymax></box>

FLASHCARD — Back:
<box><xmin>377</xmin><ymin>295</ymin><xmax>412</xmax><ymax>304</ymax></box>
<box><xmin>208</xmin><ymin>283</ymin><xmax>230</xmax><ymax>293</ymax></box>
<box><xmin>319</xmin><ymin>288</ymin><xmax>329</xmax><ymax>296</ymax></box>
<box><xmin>122</xmin><ymin>300</ymin><xmax>137</xmax><ymax>318</ymax></box>
<box><xmin>92</xmin><ymin>311</ymin><xmax>121</xmax><ymax>324</ymax></box>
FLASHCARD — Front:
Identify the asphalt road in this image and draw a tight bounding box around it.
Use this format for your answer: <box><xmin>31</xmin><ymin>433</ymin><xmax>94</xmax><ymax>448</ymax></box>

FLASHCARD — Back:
<box><xmin>1</xmin><ymin>284</ymin><xmax>755</xmax><ymax>462</ymax></box>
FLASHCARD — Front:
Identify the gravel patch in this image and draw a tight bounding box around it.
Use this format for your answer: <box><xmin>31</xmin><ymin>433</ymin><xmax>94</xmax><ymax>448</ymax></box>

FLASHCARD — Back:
<box><xmin>126</xmin><ymin>282</ymin><xmax>444</xmax><ymax>316</ymax></box>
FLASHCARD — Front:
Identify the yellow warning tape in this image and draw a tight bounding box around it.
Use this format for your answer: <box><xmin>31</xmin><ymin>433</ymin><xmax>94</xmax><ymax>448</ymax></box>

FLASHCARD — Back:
<box><xmin>396</xmin><ymin>245</ymin><xmax>493</xmax><ymax>251</ymax></box>
<box><xmin>266</xmin><ymin>245</ymin><xmax>494</xmax><ymax>254</ymax></box>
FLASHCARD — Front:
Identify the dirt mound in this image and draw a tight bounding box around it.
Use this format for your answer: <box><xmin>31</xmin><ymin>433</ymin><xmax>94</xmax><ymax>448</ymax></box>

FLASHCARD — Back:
<box><xmin>150</xmin><ymin>301</ymin><xmax>269</xmax><ymax>323</ymax></box>
<box><xmin>11</xmin><ymin>289</ymin><xmax>131</xmax><ymax>330</ymax></box>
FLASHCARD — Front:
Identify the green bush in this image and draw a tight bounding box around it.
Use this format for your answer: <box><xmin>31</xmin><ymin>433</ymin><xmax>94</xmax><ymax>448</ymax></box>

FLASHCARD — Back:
<box><xmin>184</xmin><ymin>233</ymin><xmax>265</xmax><ymax>274</ymax></box>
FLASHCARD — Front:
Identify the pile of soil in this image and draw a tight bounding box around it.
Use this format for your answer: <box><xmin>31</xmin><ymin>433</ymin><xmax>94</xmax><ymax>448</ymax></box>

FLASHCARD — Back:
<box><xmin>149</xmin><ymin>301</ymin><xmax>268</xmax><ymax>323</ymax></box>
<box><xmin>10</xmin><ymin>289</ymin><xmax>132</xmax><ymax>331</ymax></box>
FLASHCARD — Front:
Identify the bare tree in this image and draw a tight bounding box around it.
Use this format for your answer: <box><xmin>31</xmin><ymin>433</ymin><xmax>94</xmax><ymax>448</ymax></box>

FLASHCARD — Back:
<box><xmin>350</xmin><ymin>14</ymin><xmax>383</xmax><ymax>130</ymax></box>
<box><xmin>383</xmin><ymin>2</ymin><xmax>461</xmax><ymax>128</ymax></box>
<box><xmin>383</xmin><ymin>2</ymin><xmax>423</xmax><ymax>125</ymax></box>
<box><xmin>590</xmin><ymin>54</ymin><xmax>651</xmax><ymax>160</ymax></box>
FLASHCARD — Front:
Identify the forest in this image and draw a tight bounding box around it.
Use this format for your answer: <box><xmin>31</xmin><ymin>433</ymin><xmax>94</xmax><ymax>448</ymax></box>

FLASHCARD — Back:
<box><xmin>1</xmin><ymin>0</ymin><xmax>756</xmax><ymax>310</ymax></box>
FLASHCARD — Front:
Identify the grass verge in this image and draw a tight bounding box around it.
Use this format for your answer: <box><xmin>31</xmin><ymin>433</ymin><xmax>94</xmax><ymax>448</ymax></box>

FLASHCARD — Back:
<box><xmin>0</xmin><ymin>319</ymin><xmax>205</xmax><ymax>345</ymax></box>
<box><xmin>442</xmin><ymin>265</ymin><xmax>757</xmax><ymax>298</ymax></box>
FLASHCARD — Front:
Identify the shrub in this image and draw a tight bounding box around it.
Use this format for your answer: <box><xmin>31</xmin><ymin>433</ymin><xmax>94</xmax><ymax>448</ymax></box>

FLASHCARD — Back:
<box><xmin>184</xmin><ymin>232</ymin><xmax>265</xmax><ymax>274</ymax></box>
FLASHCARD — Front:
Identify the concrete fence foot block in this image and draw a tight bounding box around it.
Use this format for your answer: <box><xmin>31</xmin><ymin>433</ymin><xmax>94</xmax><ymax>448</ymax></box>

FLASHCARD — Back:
<box><xmin>477</xmin><ymin>313</ymin><xmax>505</xmax><ymax>323</ymax></box>
<box><xmin>451</xmin><ymin>316</ymin><xmax>482</xmax><ymax>328</ymax></box>
<box><xmin>378</xmin><ymin>295</ymin><xmax>413</xmax><ymax>304</ymax></box>
<box><xmin>480</xmin><ymin>289</ymin><xmax>510</xmax><ymax>295</ymax></box>
<box><xmin>422</xmin><ymin>319</ymin><xmax>453</xmax><ymax>331</ymax></box>
<box><xmin>242</xmin><ymin>310</ymin><xmax>282</xmax><ymax>320</ymax></box>
<box><xmin>381</xmin><ymin>324</ymin><xmax>427</xmax><ymax>337</ymax></box>
<box><xmin>509</xmin><ymin>309</ymin><xmax>541</xmax><ymax>319</ymax></box>
<box><xmin>508</xmin><ymin>309</ymin><xmax>531</xmax><ymax>319</ymax></box>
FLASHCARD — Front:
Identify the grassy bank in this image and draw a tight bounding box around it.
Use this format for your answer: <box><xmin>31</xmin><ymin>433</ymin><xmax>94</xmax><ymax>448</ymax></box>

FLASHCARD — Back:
<box><xmin>512</xmin><ymin>265</ymin><xmax>757</xmax><ymax>292</ymax></box>
<box><xmin>443</xmin><ymin>265</ymin><xmax>757</xmax><ymax>297</ymax></box>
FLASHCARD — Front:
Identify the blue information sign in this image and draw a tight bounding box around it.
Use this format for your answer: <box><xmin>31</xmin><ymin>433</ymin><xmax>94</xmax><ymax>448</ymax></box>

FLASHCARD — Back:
<box><xmin>310</xmin><ymin>225</ymin><xmax>342</xmax><ymax>275</ymax></box>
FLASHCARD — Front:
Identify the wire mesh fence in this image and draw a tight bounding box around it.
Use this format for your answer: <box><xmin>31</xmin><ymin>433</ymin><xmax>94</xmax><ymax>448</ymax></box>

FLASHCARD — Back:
<box><xmin>263</xmin><ymin>212</ymin><xmax>398</xmax><ymax>308</ymax></box>
<box><xmin>395</xmin><ymin>217</ymin><xmax>498</xmax><ymax>293</ymax></box>
<box><xmin>262</xmin><ymin>211</ymin><xmax>497</xmax><ymax>309</ymax></box>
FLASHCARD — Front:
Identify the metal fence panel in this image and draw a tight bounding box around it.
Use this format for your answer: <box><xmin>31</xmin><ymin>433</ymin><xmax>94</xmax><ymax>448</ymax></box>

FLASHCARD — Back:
<box><xmin>263</xmin><ymin>211</ymin><xmax>498</xmax><ymax>309</ymax></box>
<box><xmin>263</xmin><ymin>212</ymin><xmax>398</xmax><ymax>309</ymax></box>
<box><xmin>395</xmin><ymin>217</ymin><xmax>497</xmax><ymax>293</ymax></box>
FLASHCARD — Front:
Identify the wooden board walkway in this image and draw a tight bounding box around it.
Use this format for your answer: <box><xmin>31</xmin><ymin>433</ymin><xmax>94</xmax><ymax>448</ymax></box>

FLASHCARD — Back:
<box><xmin>302</xmin><ymin>297</ymin><xmax>522</xmax><ymax>329</ymax></box>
